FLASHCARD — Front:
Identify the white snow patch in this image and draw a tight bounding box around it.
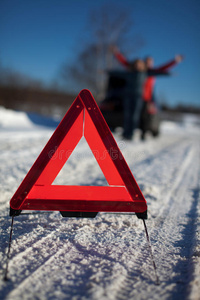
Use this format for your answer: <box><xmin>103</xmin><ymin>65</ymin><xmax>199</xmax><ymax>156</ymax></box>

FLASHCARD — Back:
<box><xmin>0</xmin><ymin>106</ymin><xmax>34</xmax><ymax>129</ymax></box>
<box><xmin>0</xmin><ymin>106</ymin><xmax>199</xmax><ymax>300</ymax></box>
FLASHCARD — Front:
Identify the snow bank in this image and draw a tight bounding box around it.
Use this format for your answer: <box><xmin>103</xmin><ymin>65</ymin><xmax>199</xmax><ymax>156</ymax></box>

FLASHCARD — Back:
<box><xmin>0</xmin><ymin>106</ymin><xmax>34</xmax><ymax>129</ymax></box>
<box><xmin>161</xmin><ymin>116</ymin><xmax>200</xmax><ymax>134</ymax></box>
<box><xmin>0</xmin><ymin>106</ymin><xmax>60</xmax><ymax>130</ymax></box>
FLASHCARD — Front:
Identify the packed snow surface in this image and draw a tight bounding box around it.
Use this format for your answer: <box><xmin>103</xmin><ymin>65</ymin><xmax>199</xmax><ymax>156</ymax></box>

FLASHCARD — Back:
<box><xmin>0</xmin><ymin>106</ymin><xmax>199</xmax><ymax>300</ymax></box>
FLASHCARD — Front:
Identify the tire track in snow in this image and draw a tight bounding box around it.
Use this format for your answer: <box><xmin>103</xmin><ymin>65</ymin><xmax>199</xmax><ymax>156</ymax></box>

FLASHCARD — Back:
<box><xmin>4</xmin><ymin>239</ymin><xmax>76</xmax><ymax>300</ymax></box>
<box><xmin>1</xmin><ymin>217</ymin><xmax>79</xmax><ymax>276</ymax></box>
<box><xmin>131</xmin><ymin>144</ymin><xmax>199</xmax><ymax>300</ymax></box>
<box><xmin>1</xmin><ymin>220</ymin><xmax>82</xmax><ymax>299</ymax></box>
<box><xmin>3</xmin><ymin>219</ymin><xmax>123</xmax><ymax>300</ymax></box>
<box><xmin>133</xmin><ymin>137</ymin><xmax>188</xmax><ymax>181</ymax></box>
<box><xmin>101</xmin><ymin>140</ymin><xmax>197</xmax><ymax>300</ymax></box>
<box><xmin>119</xmin><ymin>135</ymin><xmax>184</xmax><ymax>169</ymax></box>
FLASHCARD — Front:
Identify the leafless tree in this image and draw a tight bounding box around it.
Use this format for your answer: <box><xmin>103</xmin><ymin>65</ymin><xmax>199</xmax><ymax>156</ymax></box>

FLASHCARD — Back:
<box><xmin>60</xmin><ymin>3</ymin><xmax>145</xmax><ymax>99</ymax></box>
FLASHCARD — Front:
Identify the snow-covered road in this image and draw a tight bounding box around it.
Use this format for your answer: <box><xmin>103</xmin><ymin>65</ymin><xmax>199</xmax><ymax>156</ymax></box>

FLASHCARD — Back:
<box><xmin>0</xmin><ymin>107</ymin><xmax>199</xmax><ymax>300</ymax></box>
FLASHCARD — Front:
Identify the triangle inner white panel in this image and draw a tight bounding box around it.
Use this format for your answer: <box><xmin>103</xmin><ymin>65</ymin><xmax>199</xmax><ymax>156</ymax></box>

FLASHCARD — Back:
<box><xmin>52</xmin><ymin>136</ymin><xmax>109</xmax><ymax>186</ymax></box>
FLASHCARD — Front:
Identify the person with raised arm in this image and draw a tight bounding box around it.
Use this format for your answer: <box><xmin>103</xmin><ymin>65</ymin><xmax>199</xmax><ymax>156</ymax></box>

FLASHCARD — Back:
<box><xmin>111</xmin><ymin>46</ymin><xmax>183</xmax><ymax>140</ymax></box>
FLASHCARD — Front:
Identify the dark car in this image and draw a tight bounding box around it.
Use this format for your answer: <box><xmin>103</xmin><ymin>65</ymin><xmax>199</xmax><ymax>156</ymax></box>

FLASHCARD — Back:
<box><xmin>99</xmin><ymin>70</ymin><xmax>160</xmax><ymax>138</ymax></box>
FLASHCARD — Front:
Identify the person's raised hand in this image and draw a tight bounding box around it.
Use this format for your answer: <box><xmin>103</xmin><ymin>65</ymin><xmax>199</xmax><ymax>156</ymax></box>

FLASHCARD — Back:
<box><xmin>175</xmin><ymin>54</ymin><xmax>184</xmax><ymax>63</ymax></box>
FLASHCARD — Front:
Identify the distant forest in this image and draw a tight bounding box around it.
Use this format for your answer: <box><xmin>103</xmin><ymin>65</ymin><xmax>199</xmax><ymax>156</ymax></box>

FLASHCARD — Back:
<box><xmin>1</xmin><ymin>82</ymin><xmax>199</xmax><ymax>119</ymax></box>
<box><xmin>0</xmin><ymin>84</ymin><xmax>76</xmax><ymax>117</ymax></box>
<box><xmin>1</xmin><ymin>55</ymin><xmax>199</xmax><ymax>118</ymax></box>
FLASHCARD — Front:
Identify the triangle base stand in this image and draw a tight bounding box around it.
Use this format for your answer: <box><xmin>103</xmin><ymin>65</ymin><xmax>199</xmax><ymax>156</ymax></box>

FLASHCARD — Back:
<box><xmin>10</xmin><ymin>208</ymin><xmax>147</xmax><ymax>220</ymax></box>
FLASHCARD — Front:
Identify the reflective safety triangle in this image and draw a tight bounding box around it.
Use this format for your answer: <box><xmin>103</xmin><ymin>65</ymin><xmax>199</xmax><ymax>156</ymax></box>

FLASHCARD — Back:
<box><xmin>10</xmin><ymin>89</ymin><xmax>147</xmax><ymax>213</ymax></box>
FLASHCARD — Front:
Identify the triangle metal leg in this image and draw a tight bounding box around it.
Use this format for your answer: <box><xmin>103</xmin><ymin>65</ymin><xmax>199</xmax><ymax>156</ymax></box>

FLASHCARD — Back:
<box><xmin>142</xmin><ymin>219</ymin><xmax>160</xmax><ymax>285</ymax></box>
<box><xmin>4</xmin><ymin>216</ymin><xmax>15</xmax><ymax>281</ymax></box>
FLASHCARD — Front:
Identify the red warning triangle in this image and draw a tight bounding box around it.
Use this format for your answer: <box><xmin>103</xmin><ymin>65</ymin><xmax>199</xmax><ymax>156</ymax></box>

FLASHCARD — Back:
<box><xmin>10</xmin><ymin>89</ymin><xmax>147</xmax><ymax>214</ymax></box>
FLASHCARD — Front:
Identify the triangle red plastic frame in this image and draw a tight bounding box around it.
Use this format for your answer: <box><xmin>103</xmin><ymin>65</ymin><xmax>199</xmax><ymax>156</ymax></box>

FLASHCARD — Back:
<box><xmin>10</xmin><ymin>89</ymin><xmax>147</xmax><ymax>213</ymax></box>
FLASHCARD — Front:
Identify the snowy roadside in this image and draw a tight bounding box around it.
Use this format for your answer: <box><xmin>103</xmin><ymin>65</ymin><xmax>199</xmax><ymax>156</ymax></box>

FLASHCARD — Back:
<box><xmin>0</xmin><ymin>106</ymin><xmax>199</xmax><ymax>300</ymax></box>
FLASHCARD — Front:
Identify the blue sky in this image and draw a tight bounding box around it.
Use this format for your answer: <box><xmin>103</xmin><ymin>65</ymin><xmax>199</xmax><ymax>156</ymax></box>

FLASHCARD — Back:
<box><xmin>0</xmin><ymin>0</ymin><xmax>200</xmax><ymax>107</ymax></box>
